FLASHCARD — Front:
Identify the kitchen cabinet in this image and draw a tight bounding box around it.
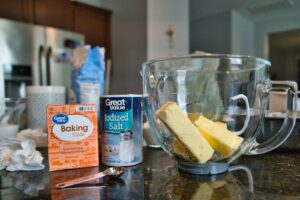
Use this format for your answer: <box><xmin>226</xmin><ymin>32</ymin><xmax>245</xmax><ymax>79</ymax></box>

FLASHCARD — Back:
<box><xmin>73</xmin><ymin>2</ymin><xmax>111</xmax><ymax>59</ymax></box>
<box><xmin>0</xmin><ymin>1</ymin><xmax>111</xmax><ymax>58</ymax></box>
<box><xmin>33</xmin><ymin>0</ymin><xmax>73</xmax><ymax>30</ymax></box>
<box><xmin>0</xmin><ymin>0</ymin><xmax>33</xmax><ymax>22</ymax></box>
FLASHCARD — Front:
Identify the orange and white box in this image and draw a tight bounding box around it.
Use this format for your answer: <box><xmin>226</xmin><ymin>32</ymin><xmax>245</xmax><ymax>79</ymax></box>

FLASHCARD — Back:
<box><xmin>47</xmin><ymin>104</ymin><xmax>99</xmax><ymax>171</ymax></box>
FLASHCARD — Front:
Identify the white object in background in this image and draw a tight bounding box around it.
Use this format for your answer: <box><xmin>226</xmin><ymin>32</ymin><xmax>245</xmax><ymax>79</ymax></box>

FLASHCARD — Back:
<box><xmin>26</xmin><ymin>86</ymin><xmax>65</xmax><ymax>130</ymax></box>
<box><xmin>143</xmin><ymin>122</ymin><xmax>161</xmax><ymax>148</ymax></box>
<box><xmin>0</xmin><ymin>124</ymin><xmax>19</xmax><ymax>140</ymax></box>
<box><xmin>297</xmin><ymin>97</ymin><xmax>300</xmax><ymax>111</ymax></box>
<box><xmin>19</xmin><ymin>82</ymin><xmax>26</xmax><ymax>98</ymax></box>
<box><xmin>0</xmin><ymin>65</ymin><xmax>4</xmax><ymax>98</ymax></box>
<box><xmin>269</xmin><ymin>91</ymin><xmax>288</xmax><ymax>112</ymax></box>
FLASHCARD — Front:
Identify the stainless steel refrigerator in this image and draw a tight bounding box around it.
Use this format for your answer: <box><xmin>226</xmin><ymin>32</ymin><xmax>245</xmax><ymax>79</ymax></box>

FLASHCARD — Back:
<box><xmin>0</xmin><ymin>18</ymin><xmax>85</xmax><ymax>98</ymax></box>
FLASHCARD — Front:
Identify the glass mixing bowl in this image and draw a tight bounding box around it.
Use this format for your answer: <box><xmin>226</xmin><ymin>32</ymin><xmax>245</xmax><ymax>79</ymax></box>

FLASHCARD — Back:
<box><xmin>142</xmin><ymin>54</ymin><xmax>298</xmax><ymax>174</ymax></box>
<box><xmin>0</xmin><ymin>98</ymin><xmax>26</xmax><ymax>140</ymax></box>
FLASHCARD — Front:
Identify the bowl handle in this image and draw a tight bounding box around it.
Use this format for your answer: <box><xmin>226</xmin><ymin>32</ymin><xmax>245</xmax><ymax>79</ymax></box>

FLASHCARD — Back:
<box><xmin>228</xmin><ymin>165</ymin><xmax>254</xmax><ymax>192</ymax></box>
<box><xmin>247</xmin><ymin>80</ymin><xmax>298</xmax><ymax>155</ymax></box>
<box><xmin>230</xmin><ymin>94</ymin><xmax>250</xmax><ymax>136</ymax></box>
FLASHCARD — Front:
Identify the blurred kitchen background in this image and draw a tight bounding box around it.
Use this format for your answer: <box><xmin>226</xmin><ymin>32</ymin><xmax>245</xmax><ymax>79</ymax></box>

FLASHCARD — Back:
<box><xmin>0</xmin><ymin>0</ymin><xmax>300</xmax><ymax>96</ymax></box>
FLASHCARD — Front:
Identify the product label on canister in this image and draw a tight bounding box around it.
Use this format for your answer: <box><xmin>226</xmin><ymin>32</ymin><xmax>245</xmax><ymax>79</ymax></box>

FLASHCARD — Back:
<box><xmin>100</xmin><ymin>95</ymin><xmax>142</xmax><ymax>166</ymax></box>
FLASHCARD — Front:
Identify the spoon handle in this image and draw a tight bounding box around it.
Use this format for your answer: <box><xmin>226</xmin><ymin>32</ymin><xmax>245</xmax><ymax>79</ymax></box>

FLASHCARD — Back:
<box><xmin>56</xmin><ymin>171</ymin><xmax>106</xmax><ymax>189</ymax></box>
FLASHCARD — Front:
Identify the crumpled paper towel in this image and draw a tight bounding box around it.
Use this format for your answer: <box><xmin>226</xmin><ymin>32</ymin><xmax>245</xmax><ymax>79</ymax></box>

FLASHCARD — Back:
<box><xmin>0</xmin><ymin>139</ymin><xmax>44</xmax><ymax>171</ymax></box>
<box><xmin>0</xmin><ymin>139</ymin><xmax>19</xmax><ymax>170</ymax></box>
<box><xmin>0</xmin><ymin>147</ymin><xmax>14</xmax><ymax>170</ymax></box>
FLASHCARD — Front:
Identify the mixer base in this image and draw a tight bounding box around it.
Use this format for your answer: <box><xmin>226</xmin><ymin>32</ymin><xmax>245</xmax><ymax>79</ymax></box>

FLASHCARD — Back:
<box><xmin>178</xmin><ymin>161</ymin><xmax>228</xmax><ymax>175</ymax></box>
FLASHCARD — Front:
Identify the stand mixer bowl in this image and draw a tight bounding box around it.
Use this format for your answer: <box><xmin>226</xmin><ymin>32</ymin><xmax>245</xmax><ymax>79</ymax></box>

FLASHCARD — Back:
<box><xmin>142</xmin><ymin>54</ymin><xmax>297</xmax><ymax>174</ymax></box>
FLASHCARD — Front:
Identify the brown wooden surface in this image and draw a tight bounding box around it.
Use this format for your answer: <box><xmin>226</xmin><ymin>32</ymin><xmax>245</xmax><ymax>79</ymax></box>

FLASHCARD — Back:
<box><xmin>33</xmin><ymin>0</ymin><xmax>73</xmax><ymax>30</ymax></box>
<box><xmin>0</xmin><ymin>1</ymin><xmax>112</xmax><ymax>59</ymax></box>
<box><xmin>73</xmin><ymin>2</ymin><xmax>111</xmax><ymax>59</ymax></box>
<box><xmin>0</xmin><ymin>0</ymin><xmax>33</xmax><ymax>22</ymax></box>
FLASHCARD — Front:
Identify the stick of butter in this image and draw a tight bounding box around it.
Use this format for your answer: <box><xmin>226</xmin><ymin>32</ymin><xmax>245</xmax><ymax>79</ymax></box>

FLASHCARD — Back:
<box><xmin>156</xmin><ymin>102</ymin><xmax>214</xmax><ymax>163</ymax></box>
<box><xmin>172</xmin><ymin>121</ymin><xmax>228</xmax><ymax>160</ymax></box>
<box><xmin>172</xmin><ymin>138</ymin><xmax>197</xmax><ymax>161</ymax></box>
<box><xmin>190</xmin><ymin>183</ymin><xmax>213</xmax><ymax>200</ymax></box>
<box><xmin>193</xmin><ymin>116</ymin><xmax>243</xmax><ymax>158</ymax></box>
<box><xmin>187</xmin><ymin>113</ymin><xmax>200</xmax><ymax>122</ymax></box>
<box><xmin>216</xmin><ymin>121</ymin><xmax>227</xmax><ymax>128</ymax></box>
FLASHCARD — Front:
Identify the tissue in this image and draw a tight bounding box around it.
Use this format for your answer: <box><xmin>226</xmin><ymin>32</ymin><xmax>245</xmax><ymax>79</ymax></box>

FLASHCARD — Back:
<box><xmin>0</xmin><ymin>139</ymin><xmax>44</xmax><ymax>171</ymax></box>
<box><xmin>0</xmin><ymin>139</ymin><xmax>19</xmax><ymax>170</ymax></box>
<box><xmin>0</xmin><ymin>147</ymin><xmax>14</xmax><ymax>170</ymax></box>
<box><xmin>7</xmin><ymin>139</ymin><xmax>44</xmax><ymax>171</ymax></box>
<box><xmin>16</xmin><ymin>128</ymin><xmax>47</xmax><ymax>147</ymax></box>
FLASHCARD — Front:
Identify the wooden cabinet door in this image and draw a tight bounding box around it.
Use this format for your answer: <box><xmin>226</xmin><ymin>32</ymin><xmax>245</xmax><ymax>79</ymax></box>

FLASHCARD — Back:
<box><xmin>33</xmin><ymin>0</ymin><xmax>73</xmax><ymax>30</ymax></box>
<box><xmin>73</xmin><ymin>2</ymin><xmax>111</xmax><ymax>59</ymax></box>
<box><xmin>0</xmin><ymin>0</ymin><xmax>33</xmax><ymax>22</ymax></box>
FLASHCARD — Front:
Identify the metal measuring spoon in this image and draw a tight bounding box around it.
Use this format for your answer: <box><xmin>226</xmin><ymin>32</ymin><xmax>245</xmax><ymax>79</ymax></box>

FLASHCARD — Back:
<box><xmin>55</xmin><ymin>167</ymin><xmax>125</xmax><ymax>189</ymax></box>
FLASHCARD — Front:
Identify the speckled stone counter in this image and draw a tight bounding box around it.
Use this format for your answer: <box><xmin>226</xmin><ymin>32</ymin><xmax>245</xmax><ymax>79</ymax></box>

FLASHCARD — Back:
<box><xmin>0</xmin><ymin>146</ymin><xmax>299</xmax><ymax>199</ymax></box>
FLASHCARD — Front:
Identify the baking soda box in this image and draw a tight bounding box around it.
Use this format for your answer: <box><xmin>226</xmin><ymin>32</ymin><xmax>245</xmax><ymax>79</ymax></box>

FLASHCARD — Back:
<box><xmin>47</xmin><ymin>104</ymin><xmax>99</xmax><ymax>171</ymax></box>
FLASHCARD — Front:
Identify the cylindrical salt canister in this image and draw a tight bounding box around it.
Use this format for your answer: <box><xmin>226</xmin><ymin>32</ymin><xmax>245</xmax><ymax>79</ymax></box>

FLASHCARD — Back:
<box><xmin>100</xmin><ymin>95</ymin><xmax>142</xmax><ymax>166</ymax></box>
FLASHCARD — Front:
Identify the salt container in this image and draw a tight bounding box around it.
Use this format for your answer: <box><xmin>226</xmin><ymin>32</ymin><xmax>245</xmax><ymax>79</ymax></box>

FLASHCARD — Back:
<box><xmin>100</xmin><ymin>95</ymin><xmax>143</xmax><ymax>166</ymax></box>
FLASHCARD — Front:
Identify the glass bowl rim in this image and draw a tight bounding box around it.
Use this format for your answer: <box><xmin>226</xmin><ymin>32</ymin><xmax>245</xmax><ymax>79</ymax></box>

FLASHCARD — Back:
<box><xmin>142</xmin><ymin>53</ymin><xmax>271</xmax><ymax>72</ymax></box>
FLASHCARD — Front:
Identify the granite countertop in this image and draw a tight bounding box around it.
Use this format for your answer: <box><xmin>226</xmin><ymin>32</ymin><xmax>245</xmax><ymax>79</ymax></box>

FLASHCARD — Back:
<box><xmin>0</xmin><ymin>146</ymin><xmax>299</xmax><ymax>200</ymax></box>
